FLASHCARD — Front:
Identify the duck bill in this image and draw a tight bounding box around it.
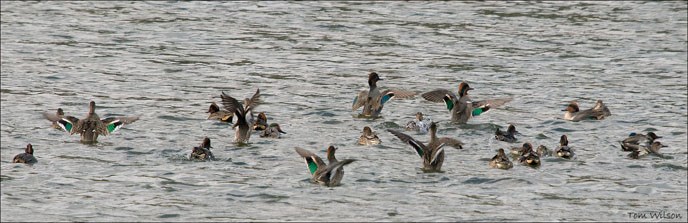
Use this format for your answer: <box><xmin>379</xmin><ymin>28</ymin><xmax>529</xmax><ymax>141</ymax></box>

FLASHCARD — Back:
<box><xmin>279</xmin><ymin>129</ymin><xmax>287</xmax><ymax>134</ymax></box>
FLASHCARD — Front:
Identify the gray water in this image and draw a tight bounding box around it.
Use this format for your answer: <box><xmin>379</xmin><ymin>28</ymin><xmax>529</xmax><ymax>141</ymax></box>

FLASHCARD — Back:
<box><xmin>1</xmin><ymin>1</ymin><xmax>687</xmax><ymax>222</ymax></box>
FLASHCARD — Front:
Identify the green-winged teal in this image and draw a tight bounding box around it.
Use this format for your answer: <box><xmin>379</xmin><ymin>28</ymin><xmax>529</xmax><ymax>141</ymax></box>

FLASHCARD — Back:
<box><xmin>517</xmin><ymin>142</ymin><xmax>540</xmax><ymax>168</ymax></box>
<box><xmin>253</xmin><ymin>112</ymin><xmax>268</xmax><ymax>131</ymax></box>
<box><xmin>260</xmin><ymin>123</ymin><xmax>286</xmax><ymax>138</ymax></box>
<box><xmin>352</xmin><ymin>72</ymin><xmax>416</xmax><ymax>118</ymax></box>
<box><xmin>626</xmin><ymin>141</ymin><xmax>668</xmax><ymax>159</ymax></box>
<box><xmin>295</xmin><ymin>146</ymin><xmax>355</xmax><ymax>187</ymax></box>
<box><xmin>495</xmin><ymin>124</ymin><xmax>518</xmax><ymax>143</ymax></box>
<box><xmin>13</xmin><ymin>144</ymin><xmax>37</xmax><ymax>164</ymax></box>
<box><xmin>422</xmin><ymin>82</ymin><xmax>512</xmax><ymax>124</ymax></box>
<box><xmin>489</xmin><ymin>148</ymin><xmax>513</xmax><ymax>170</ymax></box>
<box><xmin>220</xmin><ymin>89</ymin><xmax>261</xmax><ymax>144</ymax></box>
<box><xmin>358</xmin><ymin>126</ymin><xmax>381</xmax><ymax>145</ymax></box>
<box><xmin>562</xmin><ymin>100</ymin><xmax>611</xmax><ymax>121</ymax></box>
<box><xmin>44</xmin><ymin>101</ymin><xmax>139</xmax><ymax>144</ymax></box>
<box><xmin>405</xmin><ymin>112</ymin><xmax>430</xmax><ymax>134</ymax></box>
<box><xmin>189</xmin><ymin>137</ymin><xmax>215</xmax><ymax>161</ymax></box>
<box><xmin>620</xmin><ymin>132</ymin><xmax>662</xmax><ymax>151</ymax></box>
<box><xmin>388</xmin><ymin>122</ymin><xmax>463</xmax><ymax>172</ymax></box>
<box><xmin>207</xmin><ymin>102</ymin><xmax>233</xmax><ymax>123</ymax></box>
<box><xmin>554</xmin><ymin>135</ymin><xmax>575</xmax><ymax>159</ymax></box>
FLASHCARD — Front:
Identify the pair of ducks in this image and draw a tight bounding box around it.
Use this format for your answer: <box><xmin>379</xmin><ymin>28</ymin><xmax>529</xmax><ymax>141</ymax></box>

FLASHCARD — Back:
<box><xmin>209</xmin><ymin>88</ymin><xmax>286</xmax><ymax>143</ymax></box>
<box><xmin>619</xmin><ymin>132</ymin><xmax>667</xmax><ymax>159</ymax></box>
<box><xmin>562</xmin><ymin>100</ymin><xmax>612</xmax><ymax>121</ymax></box>
<box><xmin>490</xmin><ymin>135</ymin><xmax>574</xmax><ymax>170</ymax></box>
<box><xmin>352</xmin><ymin>72</ymin><xmax>512</xmax><ymax>124</ymax></box>
<box><xmin>43</xmin><ymin>101</ymin><xmax>139</xmax><ymax>144</ymax></box>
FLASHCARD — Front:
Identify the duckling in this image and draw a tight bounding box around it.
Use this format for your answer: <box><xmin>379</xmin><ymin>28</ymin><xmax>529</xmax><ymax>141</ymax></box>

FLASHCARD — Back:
<box><xmin>554</xmin><ymin>135</ymin><xmax>575</xmax><ymax>159</ymax></box>
<box><xmin>295</xmin><ymin>146</ymin><xmax>356</xmax><ymax>187</ymax></box>
<box><xmin>489</xmin><ymin>148</ymin><xmax>513</xmax><ymax>170</ymax></box>
<box><xmin>260</xmin><ymin>123</ymin><xmax>286</xmax><ymax>138</ymax></box>
<box><xmin>495</xmin><ymin>124</ymin><xmax>518</xmax><ymax>143</ymax></box>
<box><xmin>358</xmin><ymin>126</ymin><xmax>381</xmax><ymax>145</ymax></box>
<box><xmin>405</xmin><ymin>112</ymin><xmax>430</xmax><ymax>134</ymax></box>
<box><xmin>388</xmin><ymin>122</ymin><xmax>464</xmax><ymax>172</ymax></box>
<box><xmin>352</xmin><ymin>72</ymin><xmax>416</xmax><ymax>118</ymax></box>
<box><xmin>207</xmin><ymin>102</ymin><xmax>233</xmax><ymax>123</ymax></box>
<box><xmin>13</xmin><ymin>144</ymin><xmax>37</xmax><ymax>164</ymax></box>
<box><xmin>189</xmin><ymin>137</ymin><xmax>215</xmax><ymax>161</ymax></box>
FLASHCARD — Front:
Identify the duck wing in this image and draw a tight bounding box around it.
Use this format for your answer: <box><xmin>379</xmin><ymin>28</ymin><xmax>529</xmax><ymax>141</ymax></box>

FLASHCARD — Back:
<box><xmin>470</xmin><ymin>97</ymin><xmax>513</xmax><ymax>109</ymax></box>
<box><xmin>101</xmin><ymin>116</ymin><xmax>139</xmax><ymax>133</ymax></box>
<box><xmin>56</xmin><ymin>116</ymin><xmax>80</xmax><ymax>134</ymax></box>
<box><xmin>295</xmin><ymin>147</ymin><xmax>327</xmax><ymax>175</ymax></box>
<box><xmin>352</xmin><ymin>90</ymin><xmax>369</xmax><ymax>111</ymax></box>
<box><xmin>422</xmin><ymin>89</ymin><xmax>459</xmax><ymax>111</ymax></box>
<box><xmin>388</xmin><ymin>129</ymin><xmax>429</xmax><ymax>159</ymax></box>
<box><xmin>439</xmin><ymin>137</ymin><xmax>464</xmax><ymax>149</ymax></box>
<box><xmin>244</xmin><ymin>88</ymin><xmax>262</xmax><ymax>113</ymax></box>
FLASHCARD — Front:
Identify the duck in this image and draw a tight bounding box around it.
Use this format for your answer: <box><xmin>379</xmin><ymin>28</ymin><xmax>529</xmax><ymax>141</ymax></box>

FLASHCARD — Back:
<box><xmin>422</xmin><ymin>82</ymin><xmax>512</xmax><ymax>124</ymax></box>
<box><xmin>42</xmin><ymin>108</ymin><xmax>65</xmax><ymax>130</ymax></box>
<box><xmin>13</xmin><ymin>144</ymin><xmax>37</xmax><ymax>164</ymax></box>
<box><xmin>489</xmin><ymin>148</ymin><xmax>513</xmax><ymax>170</ymax></box>
<box><xmin>517</xmin><ymin>142</ymin><xmax>541</xmax><ymax>168</ymax></box>
<box><xmin>189</xmin><ymin>137</ymin><xmax>215</xmax><ymax>161</ymax></box>
<box><xmin>536</xmin><ymin>145</ymin><xmax>551</xmax><ymax>157</ymax></box>
<box><xmin>554</xmin><ymin>135</ymin><xmax>575</xmax><ymax>159</ymax></box>
<box><xmin>253</xmin><ymin>112</ymin><xmax>268</xmax><ymax>131</ymax></box>
<box><xmin>358</xmin><ymin>126</ymin><xmax>381</xmax><ymax>145</ymax></box>
<box><xmin>220</xmin><ymin>89</ymin><xmax>261</xmax><ymax>144</ymax></box>
<box><xmin>562</xmin><ymin>100</ymin><xmax>611</xmax><ymax>121</ymax></box>
<box><xmin>206</xmin><ymin>102</ymin><xmax>233</xmax><ymax>123</ymax></box>
<box><xmin>44</xmin><ymin>101</ymin><xmax>139</xmax><ymax>144</ymax></box>
<box><xmin>494</xmin><ymin>124</ymin><xmax>518</xmax><ymax>143</ymax></box>
<box><xmin>388</xmin><ymin>122</ymin><xmax>464</xmax><ymax>172</ymax></box>
<box><xmin>405</xmin><ymin>112</ymin><xmax>430</xmax><ymax>134</ymax></box>
<box><xmin>620</xmin><ymin>132</ymin><xmax>662</xmax><ymax>151</ymax></box>
<box><xmin>510</xmin><ymin>142</ymin><xmax>533</xmax><ymax>157</ymax></box>
<box><xmin>352</xmin><ymin>72</ymin><xmax>416</xmax><ymax>118</ymax></box>
<box><xmin>260</xmin><ymin>123</ymin><xmax>286</xmax><ymax>138</ymax></box>
<box><xmin>627</xmin><ymin>141</ymin><xmax>668</xmax><ymax>159</ymax></box>
<box><xmin>295</xmin><ymin>146</ymin><xmax>356</xmax><ymax>187</ymax></box>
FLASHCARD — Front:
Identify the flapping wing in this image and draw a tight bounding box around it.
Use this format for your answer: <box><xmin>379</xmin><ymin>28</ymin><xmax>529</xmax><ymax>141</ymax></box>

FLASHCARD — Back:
<box><xmin>295</xmin><ymin>147</ymin><xmax>326</xmax><ymax>175</ymax></box>
<box><xmin>388</xmin><ymin>129</ymin><xmax>428</xmax><ymax>159</ymax></box>
<box><xmin>220</xmin><ymin>91</ymin><xmax>244</xmax><ymax>116</ymax></box>
<box><xmin>422</xmin><ymin>89</ymin><xmax>456</xmax><ymax>103</ymax></box>
<box><xmin>352</xmin><ymin>90</ymin><xmax>369</xmax><ymax>111</ymax></box>
<box><xmin>57</xmin><ymin>116</ymin><xmax>80</xmax><ymax>134</ymax></box>
<box><xmin>43</xmin><ymin>111</ymin><xmax>62</xmax><ymax>122</ymax></box>
<box><xmin>471</xmin><ymin>97</ymin><xmax>513</xmax><ymax>108</ymax></box>
<box><xmin>439</xmin><ymin>137</ymin><xmax>464</xmax><ymax>149</ymax></box>
<box><xmin>244</xmin><ymin>88</ymin><xmax>262</xmax><ymax>112</ymax></box>
<box><xmin>101</xmin><ymin>116</ymin><xmax>138</xmax><ymax>133</ymax></box>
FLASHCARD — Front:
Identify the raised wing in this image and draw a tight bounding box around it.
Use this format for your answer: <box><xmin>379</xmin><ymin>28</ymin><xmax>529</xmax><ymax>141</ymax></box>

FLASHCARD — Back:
<box><xmin>244</xmin><ymin>88</ymin><xmax>262</xmax><ymax>112</ymax></box>
<box><xmin>439</xmin><ymin>137</ymin><xmax>464</xmax><ymax>149</ymax></box>
<box><xmin>422</xmin><ymin>89</ymin><xmax>458</xmax><ymax>111</ymax></box>
<box><xmin>101</xmin><ymin>116</ymin><xmax>138</xmax><ymax>133</ymax></box>
<box><xmin>471</xmin><ymin>97</ymin><xmax>513</xmax><ymax>108</ymax></box>
<box><xmin>57</xmin><ymin>116</ymin><xmax>80</xmax><ymax>133</ymax></box>
<box><xmin>295</xmin><ymin>147</ymin><xmax>326</xmax><ymax>175</ymax></box>
<box><xmin>220</xmin><ymin>91</ymin><xmax>245</xmax><ymax>116</ymax></box>
<box><xmin>352</xmin><ymin>90</ymin><xmax>369</xmax><ymax>111</ymax></box>
<box><xmin>388</xmin><ymin>129</ymin><xmax>428</xmax><ymax>159</ymax></box>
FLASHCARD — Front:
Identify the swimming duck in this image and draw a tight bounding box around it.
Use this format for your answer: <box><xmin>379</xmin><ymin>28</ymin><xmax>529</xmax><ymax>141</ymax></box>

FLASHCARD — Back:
<box><xmin>494</xmin><ymin>124</ymin><xmax>518</xmax><ymax>143</ymax></box>
<box><xmin>554</xmin><ymin>135</ymin><xmax>575</xmax><ymax>159</ymax></box>
<box><xmin>220</xmin><ymin>89</ymin><xmax>261</xmax><ymax>144</ymax></box>
<box><xmin>352</xmin><ymin>72</ymin><xmax>416</xmax><ymax>118</ymax></box>
<box><xmin>626</xmin><ymin>141</ymin><xmax>668</xmax><ymax>159</ymax></box>
<box><xmin>43</xmin><ymin>108</ymin><xmax>65</xmax><ymax>130</ymax></box>
<box><xmin>620</xmin><ymin>132</ymin><xmax>662</xmax><ymax>151</ymax></box>
<box><xmin>253</xmin><ymin>112</ymin><xmax>268</xmax><ymax>131</ymax></box>
<box><xmin>44</xmin><ymin>101</ymin><xmax>139</xmax><ymax>144</ymax></box>
<box><xmin>260</xmin><ymin>123</ymin><xmax>286</xmax><ymax>138</ymax></box>
<box><xmin>388</xmin><ymin>122</ymin><xmax>464</xmax><ymax>172</ymax></box>
<box><xmin>405</xmin><ymin>112</ymin><xmax>430</xmax><ymax>134</ymax></box>
<box><xmin>358</xmin><ymin>126</ymin><xmax>381</xmax><ymax>145</ymax></box>
<box><xmin>422</xmin><ymin>82</ymin><xmax>512</xmax><ymax>124</ymax></box>
<box><xmin>517</xmin><ymin>142</ymin><xmax>541</xmax><ymax>168</ymax></box>
<box><xmin>13</xmin><ymin>144</ymin><xmax>37</xmax><ymax>164</ymax></box>
<box><xmin>207</xmin><ymin>102</ymin><xmax>233</xmax><ymax>123</ymax></box>
<box><xmin>489</xmin><ymin>148</ymin><xmax>513</xmax><ymax>170</ymax></box>
<box><xmin>510</xmin><ymin>142</ymin><xmax>533</xmax><ymax>156</ymax></box>
<box><xmin>295</xmin><ymin>146</ymin><xmax>356</xmax><ymax>187</ymax></box>
<box><xmin>189</xmin><ymin>137</ymin><xmax>215</xmax><ymax>161</ymax></box>
<box><xmin>562</xmin><ymin>100</ymin><xmax>611</xmax><ymax>121</ymax></box>
<box><xmin>536</xmin><ymin>145</ymin><xmax>551</xmax><ymax>157</ymax></box>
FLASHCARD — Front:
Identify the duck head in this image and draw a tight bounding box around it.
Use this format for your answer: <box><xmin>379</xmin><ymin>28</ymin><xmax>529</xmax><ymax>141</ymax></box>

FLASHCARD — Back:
<box><xmin>647</xmin><ymin>132</ymin><xmax>662</xmax><ymax>140</ymax></box>
<box><xmin>201</xmin><ymin>137</ymin><xmax>212</xmax><ymax>149</ymax></box>
<box><xmin>497</xmin><ymin>148</ymin><xmax>507</xmax><ymax>157</ymax></box>
<box><xmin>457</xmin><ymin>82</ymin><xmax>474</xmax><ymax>97</ymax></box>
<box><xmin>57</xmin><ymin>108</ymin><xmax>64</xmax><ymax>116</ymax></box>
<box><xmin>560</xmin><ymin>135</ymin><xmax>569</xmax><ymax>146</ymax></box>
<box><xmin>429</xmin><ymin>122</ymin><xmax>438</xmax><ymax>135</ymax></box>
<box><xmin>88</xmin><ymin>101</ymin><xmax>97</xmax><ymax>114</ymax></box>
<box><xmin>507</xmin><ymin>124</ymin><xmax>518</xmax><ymax>134</ymax></box>
<box><xmin>368</xmin><ymin>72</ymin><xmax>383</xmax><ymax>88</ymax></box>
<box><xmin>207</xmin><ymin>102</ymin><xmax>220</xmax><ymax>113</ymax></box>
<box><xmin>25</xmin><ymin>144</ymin><xmax>34</xmax><ymax>154</ymax></box>
<box><xmin>415</xmin><ymin>112</ymin><xmax>424</xmax><ymax>121</ymax></box>
<box><xmin>562</xmin><ymin>102</ymin><xmax>580</xmax><ymax>113</ymax></box>
<box><xmin>362</xmin><ymin>126</ymin><xmax>374</xmax><ymax>136</ymax></box>
<box><xmin>326</xmin><ymin>145</ymin><xmax>338</xmax><ymax>162</ymax></box>
<box><xmin>270</xmin><ymin>123</ymin><xmax>286</xmax><ymax>134</ymax></box>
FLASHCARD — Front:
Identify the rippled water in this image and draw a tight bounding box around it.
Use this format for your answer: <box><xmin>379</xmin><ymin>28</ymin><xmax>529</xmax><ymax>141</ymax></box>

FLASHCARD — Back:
<box><xmin>1</xmin><ymin>1</ymin><xmax>687</xmax><ymax>222</ymax></box>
